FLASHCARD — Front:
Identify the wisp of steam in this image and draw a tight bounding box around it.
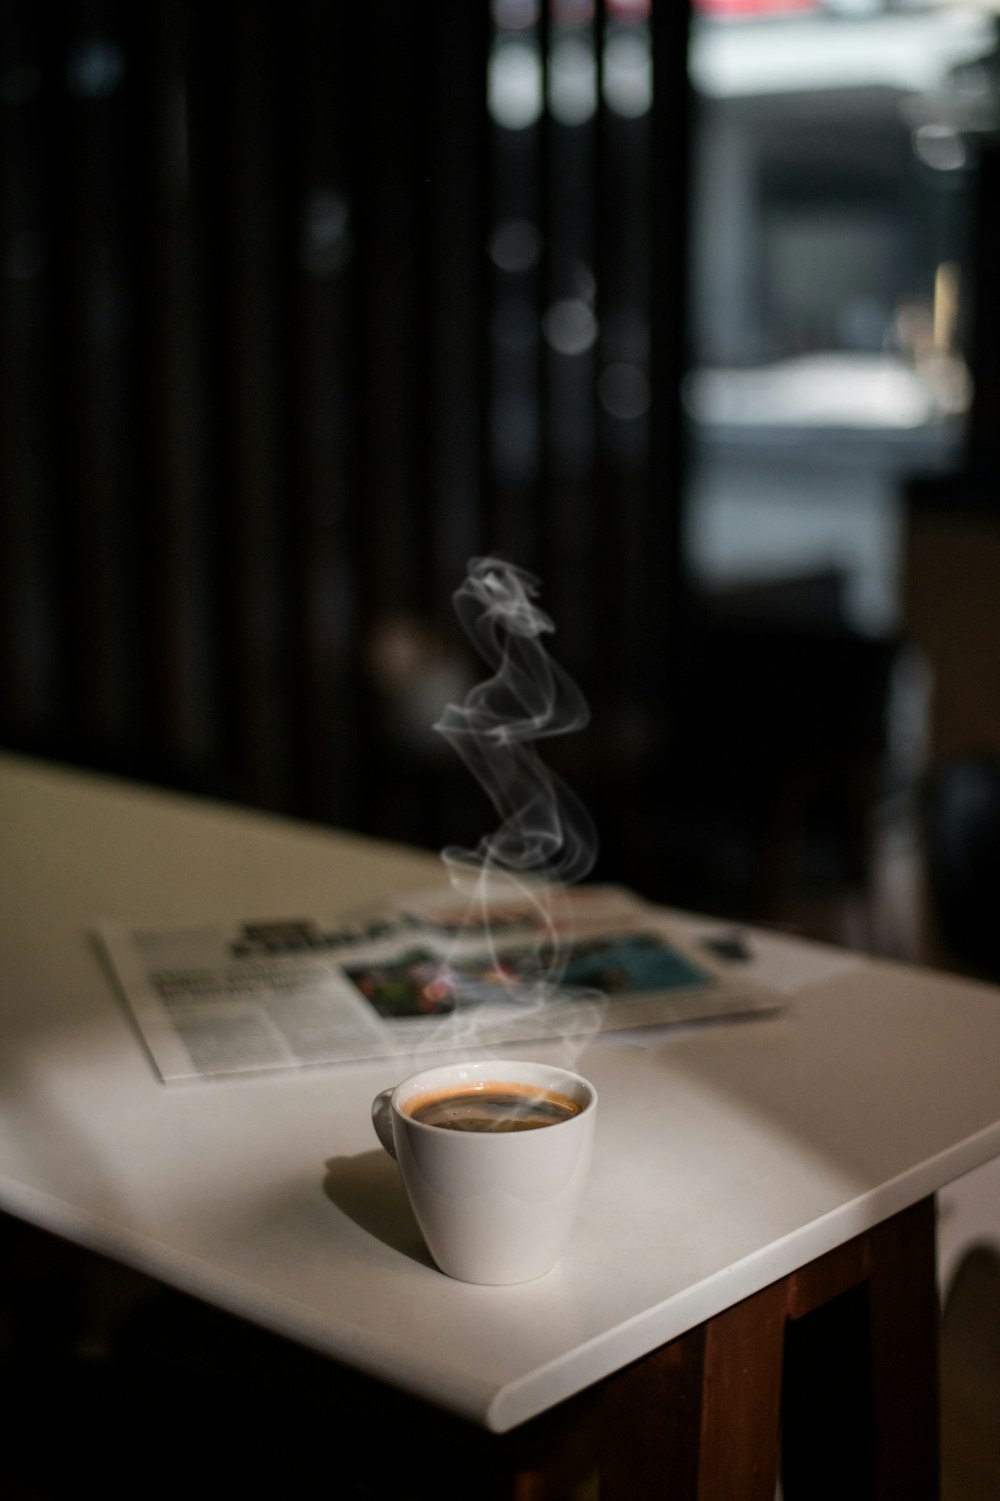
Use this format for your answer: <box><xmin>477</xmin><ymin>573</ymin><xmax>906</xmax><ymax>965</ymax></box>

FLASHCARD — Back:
<box><xmin>433</xmin><ymin>557</ymin><xmax>600</xmax><ymax>1014</ymax></box>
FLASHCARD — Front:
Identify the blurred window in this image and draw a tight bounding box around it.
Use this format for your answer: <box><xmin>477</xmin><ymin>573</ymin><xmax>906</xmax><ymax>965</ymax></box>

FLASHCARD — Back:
<box><xmin>684</xmin><ymin>0</ymin><xmax>999</xmax><ymax>633</ymax></box>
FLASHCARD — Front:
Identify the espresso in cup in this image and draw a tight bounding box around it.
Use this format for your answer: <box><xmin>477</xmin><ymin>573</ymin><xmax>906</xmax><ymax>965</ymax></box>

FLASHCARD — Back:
<box><xmin>372</xmin><ymin>1059</ymin><xmax>597</xmax><ymax>1282</ymax></box>
<box><xmin>404</xmin><ymin>1081</ymin><xmax>581</xmax><ymax>1134</ymax></box>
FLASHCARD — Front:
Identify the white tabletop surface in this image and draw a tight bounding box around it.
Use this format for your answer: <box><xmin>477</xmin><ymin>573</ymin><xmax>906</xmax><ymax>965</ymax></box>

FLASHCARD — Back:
<box><xmin>4</xmin><ymin>753</ymin><xmax>1000</xmax><ymax>1432</ymax></box>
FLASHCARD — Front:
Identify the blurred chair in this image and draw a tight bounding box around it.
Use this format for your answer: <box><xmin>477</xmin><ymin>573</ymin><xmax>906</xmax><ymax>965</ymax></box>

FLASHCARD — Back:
<box><xmin>602</xmin><ymin>570</ymin><xmax>900</xmax><ymax>941</ymax></box>
<box><xmin>921</xmin><ymin>753</ymin><xmax>1000</xmax><ymax>981</ymax></box>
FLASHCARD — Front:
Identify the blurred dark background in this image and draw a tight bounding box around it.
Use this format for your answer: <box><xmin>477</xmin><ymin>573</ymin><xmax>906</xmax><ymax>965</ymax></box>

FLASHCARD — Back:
<box><xmin>4</xmin><ymin>0</ymin><xmax>1000</xmax><ymax>944</ymax></box>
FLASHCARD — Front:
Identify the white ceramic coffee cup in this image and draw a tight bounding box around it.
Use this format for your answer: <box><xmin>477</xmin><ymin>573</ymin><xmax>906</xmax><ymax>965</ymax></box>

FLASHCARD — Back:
<box><xmin>371</xmin><ymin>1058</ymin><xmax>597</xmax><ymax>1285</ymax></box>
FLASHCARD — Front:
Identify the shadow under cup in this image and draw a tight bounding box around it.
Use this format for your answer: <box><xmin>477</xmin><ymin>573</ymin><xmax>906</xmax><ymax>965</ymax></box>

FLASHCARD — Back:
<box><xmin>375</xmin><ymin>1060</ymin><xmax>597</xmax><ymax>1285</ymax></box>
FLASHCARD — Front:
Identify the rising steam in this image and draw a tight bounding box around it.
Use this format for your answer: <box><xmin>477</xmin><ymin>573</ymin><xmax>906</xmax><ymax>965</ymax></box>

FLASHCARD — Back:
<box><xmin>434</xmin><ymin>557</ymin><xmax>598</xmax><ymax>1005</ymax></box>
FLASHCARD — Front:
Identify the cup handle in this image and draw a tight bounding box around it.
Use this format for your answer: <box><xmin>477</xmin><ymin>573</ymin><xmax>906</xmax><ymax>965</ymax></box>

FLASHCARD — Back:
<box><xmin>371</xmin><ymin>1088</ymin><xmax>397</xmax><ymax>1159</ymax></box>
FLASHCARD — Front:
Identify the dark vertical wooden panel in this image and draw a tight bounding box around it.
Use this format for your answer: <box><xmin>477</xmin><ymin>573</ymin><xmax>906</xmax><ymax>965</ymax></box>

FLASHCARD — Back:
<box><xmin>540</xmin><ymin>0</ymin><xmax>599</xmax><ymax>687</ymax></box>
<box><xmin>222</xmin><ymin>0</ymin><xmax>296</xmax><ymax>808</ymax></box>
<box><xmin>287</xmin><ymin>0</ymin><xmax>364</xmax><ymax>824</ymax></box>
<box><xmin>425</xmin><ymin>1</ymin><xmax>491</xmax><ymax>616</ymax></box>
<box><xmin>56</xmin><ymin>0</ymin><xmax>152</xmax><ymax>751</ymax></box>
<box><xmin>182</xmin><ymin>2</ymin><xmax>238</xmax><ymax>796</ymax></box>
<box><xmin>647</xmin><ymin>0</ymin><xmax>693</xmax><ymax>709</ymax></box>
<box><xmin>143</xmin><ymin>0</ymin><xmax>224</xmax><ymax>782</ymax></box>
<box><xmin>486</xmin><ymin>7</ymin><xmax>546</xmax><ymax>569</ymax></box>
<box><xmin>347</xmin><ymin>2</ymin><xmax>428</xmax><ymax>835</ymax></box>
<box><xmin>596</xmin><ymin>4</ymin><xmax>655</xmax><ymax>718</ymax></box>
<box><xmin>355</xmin><ymin>0</ymin><xmax>426</xmax><ymax>626</ymax></box>
<box><xmin>532</xmin><ymin>0</ymin><xmax>553</xmax><ymax>588</ymax></box>
<box><xmin>0</xmin><ymin>0</ymin><xmax>694</xmax><ymax>850</ymax></box>
<box><xmin>592</xmin><ymin>0</ymin><xmax>621</xmax><ymax>715</ymax></box>
<box><xmin>0</xmin><ymin>1</ymin><xmax>63</xmax><ymax>734</ymax></box>
<box><xmin>184</xmin><ymin>0</ymin><xmax>300</xmax><ymax>810</ymax></box>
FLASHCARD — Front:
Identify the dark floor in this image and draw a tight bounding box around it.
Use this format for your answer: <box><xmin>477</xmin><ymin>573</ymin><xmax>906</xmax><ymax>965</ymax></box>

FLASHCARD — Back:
<box><xmin>941</xmin><ymin>1247</ymin><xmax>1000</xmax><ymax>1501</ymax></box>
<box><xmin>2</xmin><ymin>1227</ymin><xmax>999</xmax><ymax>1500</ymax></box>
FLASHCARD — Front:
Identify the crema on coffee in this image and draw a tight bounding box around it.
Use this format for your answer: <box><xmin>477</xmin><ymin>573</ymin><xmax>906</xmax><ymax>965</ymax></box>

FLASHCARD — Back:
<box><xmin>404</xmin><ymin>1082</ymin><xmax>581</xmax><ymax>1133</ymax></box>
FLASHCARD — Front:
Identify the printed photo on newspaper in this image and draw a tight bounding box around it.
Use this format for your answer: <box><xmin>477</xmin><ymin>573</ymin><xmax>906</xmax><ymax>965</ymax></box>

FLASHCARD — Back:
<box><xmin>97</xmin><ymin>886</ymin><xmax>781</xmax><ymax>1082</ymax></box>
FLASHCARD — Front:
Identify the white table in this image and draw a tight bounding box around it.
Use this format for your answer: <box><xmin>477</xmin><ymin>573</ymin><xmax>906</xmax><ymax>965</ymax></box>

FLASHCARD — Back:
<box><xmin>4</xmin><ymin>753</ymin><xmax>1000</xmax><ymax>1497</ymax></box>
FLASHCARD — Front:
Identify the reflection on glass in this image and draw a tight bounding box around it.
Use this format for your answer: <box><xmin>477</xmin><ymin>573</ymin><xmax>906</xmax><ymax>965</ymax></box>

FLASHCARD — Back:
<box><xmin>489</xmin><ymin>36</ymin><xmax>544</xmax><ymax>129</ymax></box>
<box><xmin>303</xmin><ymin>190</ymin><xmax>352</xmax><ymax>279</ymax></box>
<box><xmin>490</xmin><ymin>218</ymin><xmax>542</xmax><ymax>273</ymax></box>
<box><xmin>603</xmin><ymin>28</ymin><xmax>652</xmax><ymax>118</ymax></box>
<box><xmin>542</xmin><ymin>298</ymin><xmax>598</xmax><ymax>356</ymax></box>
<box><xmin>549</xmin><ymin>33</ymin><xmax>598</xmax><ymax>126</ymax></box>
<box><xmin>66</xmin><ymin>39</ymin><xmax>126</xmax><ymax>99</ymax></box>
<box><xmin>913</xmin><ymin>123</ymin><xmax>967</xmax><ymax>173</ymax></box>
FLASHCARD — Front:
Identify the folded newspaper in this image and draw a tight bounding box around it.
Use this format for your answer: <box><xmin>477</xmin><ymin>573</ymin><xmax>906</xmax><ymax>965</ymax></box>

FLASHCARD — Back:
<box><xmin>98</xmin><ymin>885</ymin><xmax>781</xmax><ymax>1083</ymax></box>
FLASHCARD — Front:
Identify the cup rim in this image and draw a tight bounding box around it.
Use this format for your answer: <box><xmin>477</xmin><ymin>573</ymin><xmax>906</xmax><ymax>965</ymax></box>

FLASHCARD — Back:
<box><xmin>390</xmin><ymin>1058</ymin><xmax>597</xmax><ymax>1135</ymax></box>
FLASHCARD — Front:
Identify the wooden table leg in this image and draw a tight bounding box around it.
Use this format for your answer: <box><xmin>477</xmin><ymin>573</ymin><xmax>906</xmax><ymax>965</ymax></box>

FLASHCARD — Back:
<box><xmin>592</xmin><ymin>1198</ymin><xmax>941</xmax><ymax>1501</ymax></box>
<box><xmin>697</xmin><ymin>1278</ymin><xmax>787</xmax><ymax>1501</ymax></box>
<box><xmin>783</xmin><ymin>1197</ymin><xmax>939</xmax><ymax>1501</ymax></box>
<box><xmin>867</xmin><ymin>1198</ymin><xmax>940</xmax><ymax>1501</ymax></box>
<box><xmin>598</xmin><ymin>1279</ymin><xmax>786</xmax><ymax>1501</ymax></box>
<box><xmin>597</xmin><ymin>1326</ymin><xmax>708</xmax><ymax>1500</ymax></box>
